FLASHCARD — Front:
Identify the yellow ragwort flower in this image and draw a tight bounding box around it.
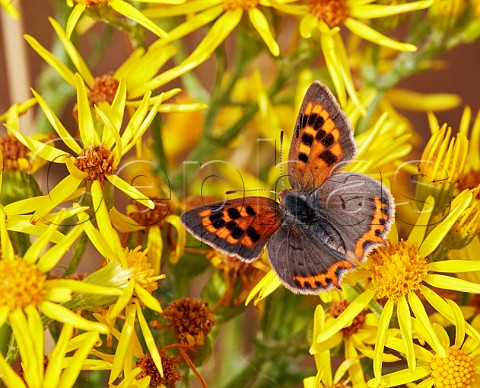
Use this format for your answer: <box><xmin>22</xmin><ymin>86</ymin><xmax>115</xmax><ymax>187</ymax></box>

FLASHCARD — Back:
<box><xmin>300</xmin><ymin>0</ymin><xmax>432</xmax><ymax>108</ymax></box>
<box><xmin>110</xmin><ymin>198</ymin><xmax>185</xmax><ymax>273</ymax></box>
<box><xmin>305</xmin><ymin>304</ymin><xmax>368</xmax><ymax>388</ymax></box>
<box><xmin>0</xmin><ymin>323</ymin><xmax>100</xmax><ymax>388</ymax></box>
<box><xmin>368</xmin><ymin>301</ymin><xmax>480</xmax><ymax>387</ymax></box>
<box><xmin>314</xmin><ymin>190</ymin><xmax>480</xmax><ymax>383</ymax></box>
<box><xmin>416</xmin><ymin>122</ymin><xmax>469</xmax><ymax>215</ymax></box>
<box><xmin>80</xmin><ymin>195</ymin><xmax>166</xmax><ymax>381</ymax></box>
<box><xmin>25</xmin><ymin>18</ymin><xmax>207</xmax><ymax>109</ymax></box>
<box><xmin>0</xmin><ymin>98</ymin><xmax>42</xmax><ymax>174</ymax></box>
<box><xmin>0</xmin><ymin>209</ymin><xmax>123</xmax><ymax>388</ymax></box>
<box><xmin>7</xmin><ymin>74</ymin><xmax>170</xmax><ymax>223</ymax></box>
<box><xmin>308</xmin><ymin>298</ymin><xmax>402</xmax><ymax>388</ymax></box>
<box><xmin>91</xmin><ymin>309</ymin><xmax>187</xmax><ymax>387</ymax></box>
<box><xmin>144</xmin><ymin>0</ymin><xmax>305</xmax><ymax>58</ymax></box>
<box><xmin>65</xmin><ymin>0</ymin><xmax>182</xmax><ymax>38</ymax></box>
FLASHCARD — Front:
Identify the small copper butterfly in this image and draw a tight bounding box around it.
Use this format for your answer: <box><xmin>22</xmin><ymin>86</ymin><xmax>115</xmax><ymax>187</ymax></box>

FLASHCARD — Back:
<box><xmin>181</xmin><ymin>81</ymin><xmax>395</xmax><ymax>294</ymax></box>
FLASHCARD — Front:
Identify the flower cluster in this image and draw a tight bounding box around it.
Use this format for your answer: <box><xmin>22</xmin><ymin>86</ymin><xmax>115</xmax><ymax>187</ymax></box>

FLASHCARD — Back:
<box><xmin>0</xmin><ymin>0</ymin><xmax>479</xmax><ymax>386</ymax></box>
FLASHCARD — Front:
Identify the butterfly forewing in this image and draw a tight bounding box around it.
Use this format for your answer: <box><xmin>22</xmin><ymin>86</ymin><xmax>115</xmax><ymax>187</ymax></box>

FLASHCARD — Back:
<box><xmin>181</xmin><ymin>197</ymin><xmax>281</xmax><ymax>262</ymax></box>
<box><xmin>288</xmin><ymin>81</ymin><xmax>357</xmax><ymax>190</ymax></box>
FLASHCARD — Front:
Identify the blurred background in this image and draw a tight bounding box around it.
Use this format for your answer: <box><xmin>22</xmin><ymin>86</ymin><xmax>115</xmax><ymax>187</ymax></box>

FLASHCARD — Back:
<box><xmin>1</xmin><ymin>1</ymin><xmax>480</xmax><ymax>138</ymax></box>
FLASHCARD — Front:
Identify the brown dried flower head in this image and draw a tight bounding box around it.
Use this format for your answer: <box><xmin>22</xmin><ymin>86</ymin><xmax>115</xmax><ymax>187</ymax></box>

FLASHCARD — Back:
<box><xmin>163</xmin><ymin>298</ymin><xmax>216</xmax><ymax>347</ymax></box>
<box><xmin>136</xmin><ymin>352</ymin><xmax>181</xmax><ymax>387</ymax></box>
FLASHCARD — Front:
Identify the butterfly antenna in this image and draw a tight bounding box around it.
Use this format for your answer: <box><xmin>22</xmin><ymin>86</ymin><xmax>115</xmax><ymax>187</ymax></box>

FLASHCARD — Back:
<box><xmin>225</xmin><ymin>188</ymin><xmax>277</xmax><ymax>195</ymax></box>
<box><xmin>279</xmin><ymin>130</ymin><xmax>285</xmax><ymax>190</ymax></box>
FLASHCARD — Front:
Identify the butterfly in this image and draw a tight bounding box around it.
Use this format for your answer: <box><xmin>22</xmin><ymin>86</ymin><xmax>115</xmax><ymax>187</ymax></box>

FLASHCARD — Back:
<box><xmin>181</xmin><ymin>81</ymin><xmax>395</xmax><ymax>294</ymax></box>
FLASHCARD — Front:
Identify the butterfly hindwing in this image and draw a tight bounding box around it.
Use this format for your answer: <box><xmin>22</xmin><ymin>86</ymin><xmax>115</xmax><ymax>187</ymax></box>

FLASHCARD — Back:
<box><xmin>181</xmin><ymin>197</ymin><xmax>281</xmax><ymax>262</ymax></box>
<box><xmin>313</xmin><ymin>172</ymin><xmax>395</xmax><ymax>262</ymax></box>
<box><xmin>267</xmin><ymin>223</ymin><xmax>356</xmax><ymax>294</ymax></box>
<box><xmin>288</xmin><ymin>81</ymin><xmax>357</xmax><ymax>190</ymax></box>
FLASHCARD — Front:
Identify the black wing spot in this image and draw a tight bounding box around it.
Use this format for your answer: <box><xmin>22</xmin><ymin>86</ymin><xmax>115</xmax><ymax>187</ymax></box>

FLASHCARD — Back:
<box><xmin>375</xmin><ymin>229</ymin><xmax>382</xmax><ymax>237</ymax></box>
<box><xmin>379</xmin><ymin>218</ymin><xmax>386</xmax><ymax>225</ymax></box>
<box><xmin>318</xmin><ymin>150</ymin><xmax>338</xmax><ymax>166</ymax></box>
<box><xmin>307</xmin><ymin>113</ymin><xmax>318</xmax><ymax>126</ymax></box>
<box><xmin>231</xmin><ymin>226</ymin><xmax>245</xmax><ymax>239</ymax></box>
<box><xmin>301</xmin><ymin>133</ymin><xmax>314</xmax><ymax>147</ymax></box>
<box><xmin>245</xmin><ymin>205</ymin><xmax>256</xmax><ymax>216</ymax></box>
<box><xmin>321</xmin><ymin>133</ymin><xmax>335</xmax><ymax>148</ymax></box>
<box><xmin>298</xmin><ymin>152</ymin><xmax>309</xmax><ymax>163</ymax></box>
<box><xmin>212</xmin><ymin>218</ymin><xmax>226</xmax><ymax>229</ymax></box>
<box><xmin>227</xmin><ymin>207</ymin><xmax>242</xmax><ymax>220</ymax></box>
<box><xmin>209</xmin><ymin>212</ymin><xmax>223</xmax><ymax>222</ymax></box>
<box><xmin>315</xmin><ymin>129</ymin><xmax>327</xmax><ymax>141</ymax></box>
<box><xmin>246</xmin><ymin>226</ymin><xmax>261</xmax><ymax>243</ymax></box>
<box><xmin>302</xmin><ymin>281</ymin><xmax>313</xmax><ymax>289</ymax></box>
<box><xmin>313</xmin><ymin>115</ymin><xmax>325</xmax><ymax>131</ymax></box>
<box><xmin>225</xmin><ymin>220</ymin><xmax>237</xmax><ymax>231</ymax></box>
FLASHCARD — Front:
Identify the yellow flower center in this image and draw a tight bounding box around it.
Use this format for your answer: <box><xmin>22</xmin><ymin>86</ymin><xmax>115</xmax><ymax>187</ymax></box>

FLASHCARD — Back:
<box><xmin>88</xmin><ymin>73</ymin><xmax>120</xmax><ymax>106</ymax></box>
<box><xmin>429</xmin><ymin>345</ymin><xmax>475</xmax><ymax>387</ymax></box>
<box><xmin>369</xmin><ymin>240</ymin><xmax>428</xmax><ymax>302</ymax></box>
<box><xmin>223</xmin><ymin>0</ymin><xmax>258</xmax><ymax>11</ymax></box>
<box><xmin>309</xmin><ymin>0</ymin><xmax>349</xmax><ymax>28</ymax></box>
<box><xmin>0</xmin><ymin>259</ymin><xmax>47</xmax><ymax>310</ymax></box>
<box><xmin>0</xmin><ymin>134</ymin><xmax>31</xmax><ymax>171</ymax></box>
<box><xmin>125</xmin><ymin>246</ymin><xmax>159</xmax><ymax>293</ymax></box>
<box><xmin>75</xmin><ymin>145</ymin><xmax>117</xmax><ymax>187</ymax></box>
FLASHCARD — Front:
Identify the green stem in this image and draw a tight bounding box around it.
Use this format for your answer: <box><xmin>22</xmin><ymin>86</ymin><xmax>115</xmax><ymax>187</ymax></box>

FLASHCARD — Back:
<box><xmin>63</xmin><ymin>231</ymin><xmax>89</xmax><ymax>277</ymax></box>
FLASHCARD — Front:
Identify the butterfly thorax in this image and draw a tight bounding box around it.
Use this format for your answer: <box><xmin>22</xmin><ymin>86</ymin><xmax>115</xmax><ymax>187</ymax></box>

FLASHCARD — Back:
<box><xmin>280</xmin><ymin>189</ymin><xmax>318</xmax><ymax>225</ymax></box>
